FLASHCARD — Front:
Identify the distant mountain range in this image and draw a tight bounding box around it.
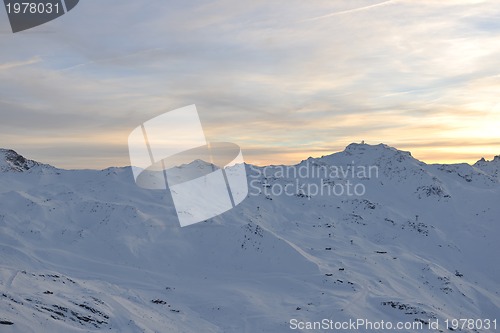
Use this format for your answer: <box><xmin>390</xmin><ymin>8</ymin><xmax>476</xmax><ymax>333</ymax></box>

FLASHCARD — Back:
<box><xmin>0</xmin><ymin>144</ymin><xmax>498</xmax><ymax>332</ymax></box>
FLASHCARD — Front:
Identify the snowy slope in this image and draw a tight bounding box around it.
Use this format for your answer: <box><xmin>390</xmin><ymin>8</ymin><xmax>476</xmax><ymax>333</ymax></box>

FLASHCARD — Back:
<box><xmin>0</xmin><ymin>144</ymin><xmax>498</xmax><ymax>332</ymax></box>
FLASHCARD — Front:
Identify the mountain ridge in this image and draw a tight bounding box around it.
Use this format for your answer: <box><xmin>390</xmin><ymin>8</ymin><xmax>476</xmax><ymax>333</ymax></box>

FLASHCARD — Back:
<box><xmin>2</xmin><ymin>142</ymin><xmax>499</xmax><ymax>172</ymax></box>
<box><xmin>0</xmin><ymin>143</ymin><xmax>498</xmax><ymax>332</ymax></box>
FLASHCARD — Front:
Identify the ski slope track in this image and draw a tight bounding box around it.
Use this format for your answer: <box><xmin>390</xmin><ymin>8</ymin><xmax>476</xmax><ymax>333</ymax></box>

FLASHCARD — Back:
<box><xmin>0</xmin><ymin>144</ymin><xmax>498</xmax><ymax>332</ymax></box>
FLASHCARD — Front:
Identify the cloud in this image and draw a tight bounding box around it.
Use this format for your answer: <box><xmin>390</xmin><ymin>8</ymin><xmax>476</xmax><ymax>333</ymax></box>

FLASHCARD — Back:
<box><xmin>0</xmin><ymin>0</ymin><xmax>499</xmax><ymax>168</ymax></box>
<box><xmin>0</xmin><ymin>57</ymin><xmax>41</xmax><ymax>71</ymax></box>
<box><xmin>303</xmin><ymin>0</ymin><xmax>397</xmax><ymax>21</ymax></box>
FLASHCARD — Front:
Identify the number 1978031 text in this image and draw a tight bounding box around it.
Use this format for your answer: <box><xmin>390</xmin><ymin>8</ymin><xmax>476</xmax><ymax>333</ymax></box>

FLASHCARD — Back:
<box><xmin>6</xmin><ymin>2</ymin><xmax>60</xmax><ymax>14</ymax></box>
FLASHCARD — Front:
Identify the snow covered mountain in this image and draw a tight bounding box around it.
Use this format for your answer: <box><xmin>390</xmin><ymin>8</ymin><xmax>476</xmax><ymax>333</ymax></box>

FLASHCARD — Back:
<box><xmin>0</xmin><ymin>143</ymin><xmax>498</xmax><ymax>332</ymax></box>
<box><xmin>0</xmin><ymin>149</ymin><xmax>49</xmax><ymax>173</ymax></box>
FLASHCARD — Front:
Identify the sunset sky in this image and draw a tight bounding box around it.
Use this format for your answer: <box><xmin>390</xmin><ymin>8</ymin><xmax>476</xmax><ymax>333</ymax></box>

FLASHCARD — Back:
<box><xmin>1</xmin><ymin>0</ymin><xmax>499</xmax><ymax>169</ymax></box>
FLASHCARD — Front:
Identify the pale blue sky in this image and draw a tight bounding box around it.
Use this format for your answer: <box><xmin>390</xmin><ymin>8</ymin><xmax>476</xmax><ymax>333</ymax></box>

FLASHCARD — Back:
<box><xmin>1</xmin><ymin>0</ymin><xmax>499</xmax><ymax>168</ymax></box>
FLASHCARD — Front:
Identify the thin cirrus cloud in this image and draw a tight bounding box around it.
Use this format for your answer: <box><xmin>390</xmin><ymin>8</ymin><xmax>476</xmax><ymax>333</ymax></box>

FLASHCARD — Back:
<box><xmin>0</xmin><ymin>57</ymin><xmax>41</xmax><ymax>71</ymax></box>
<box><xmin>0</xmin><ymin>0</ymin><xmax>498</xmax><ymax>169</ymax></box>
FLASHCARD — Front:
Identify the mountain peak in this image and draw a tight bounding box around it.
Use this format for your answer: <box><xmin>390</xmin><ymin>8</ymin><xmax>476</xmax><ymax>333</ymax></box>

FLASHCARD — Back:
<box><xmin>0</xmin><ymin>148</ymin><xmax>42</xmax><ymax>172</ymax></box>
<box><xmin>311</xmin><ymin>142</ymin><xmax>416</xmax><ymax>167</ymax></box>
<box><xmin>344</xmin><ymin>142</ymin><xmax>411</xmax><ymax>155</ymax></box>
<box><xmin>474</xmin><ymin>155</ymin><xmax>500</xmax><ymax>165</ymax></box>
<box><xmin>473</xmin><ymin>155</ymin><xmax>500</xmax><ymax>180</ymax></box>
